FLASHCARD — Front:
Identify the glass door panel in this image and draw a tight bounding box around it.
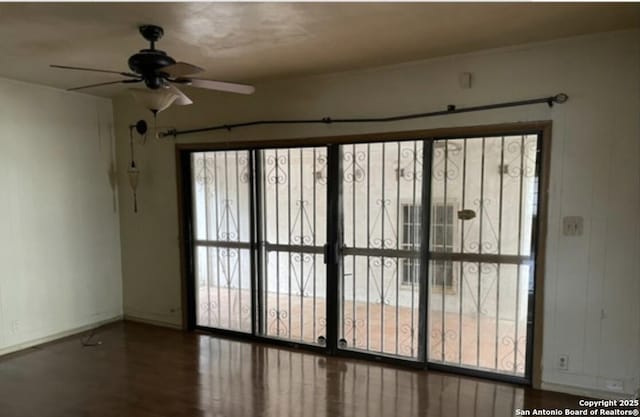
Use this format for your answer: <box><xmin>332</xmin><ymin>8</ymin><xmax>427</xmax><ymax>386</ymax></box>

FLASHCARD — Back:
<box><xmin>258</xmin><ymin>147</ymin><xmax>328</xmax><ymax>345</ymax></box>
<box><xmin>186</xmin><ymin>131</ymin><xmax>541</xmax><ymax>380</ymax></box>
<box><xmin>191</xmin><ymin>151</ymin><xmax>252</xmax><ymax>332</ymax></box>
<box><xmin>427</xmin><ymin>135</ymin><xmax>539</xmax><ymax>377</ymax></box>
<box><xmin>339</xmin><ymin>141</ymin><xmax>425</xmax><ymax>360</ymax></box>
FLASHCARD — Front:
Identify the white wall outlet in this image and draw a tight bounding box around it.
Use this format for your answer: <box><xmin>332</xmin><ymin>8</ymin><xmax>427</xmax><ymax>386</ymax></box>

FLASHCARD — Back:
<box><xmin>558</xmin><ymin>354</ymin><xmax>569</xmax><ymax>371</ymax></box>
<box><xmin>10</xmin><ymin>320</ymin><xmax>20</xmax><ymax>334</ymax></box>
<box><xmin>604</xmin><ymin>379</ymin><xmax>624</xmax><ymax>392</ymax></box>
<box><xmin>562</xmin><ymin>216</ymin><xmax>584</xmax><ymax>236</ymax></box>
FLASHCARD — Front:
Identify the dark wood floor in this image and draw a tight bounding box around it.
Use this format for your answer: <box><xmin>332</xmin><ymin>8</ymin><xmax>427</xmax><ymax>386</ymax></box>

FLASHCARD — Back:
<box><xmin>0</xmin><ymin>321</ymin><xmax>584</xmax><ymax>417</ymax></box>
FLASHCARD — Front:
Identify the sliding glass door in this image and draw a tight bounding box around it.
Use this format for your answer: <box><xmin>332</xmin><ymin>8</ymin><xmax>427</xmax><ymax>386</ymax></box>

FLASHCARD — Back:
<box><xmin>183</xmin><ymin>129</ymin><xmax>542</xmax><ymax>381</ymax></box>
<box><xmin>257</xmin><ymin>147</ymin><xmax>328</xmax><ymax>345</ymax></box>
<box><xmin>427</xmin><ymin>135</ymin><xmax>539</xmax><ymax>378</ymax></box>
<box><xmin>191</xmin><ymin>150</ymin><xmax>252</xmax><ymax>332</ymax></box>
<box><xmin>337</xmin><ymin>141</ymin><xmax>426</xmax><ymax>361</ymax></box>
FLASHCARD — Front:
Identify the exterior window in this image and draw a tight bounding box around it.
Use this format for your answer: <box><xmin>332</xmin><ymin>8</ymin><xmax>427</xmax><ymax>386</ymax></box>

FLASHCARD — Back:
<box><xmin>401</xmin><ymin>203</ymin><xmax>455</xmax><ymax>288</ymax></box>
<box><xmin>401</xmin><ymin>205</ymin><xmax>421</xmax><ymax>285</ymax></box>
<box><xmin>431</xmin><ymin>203</ymin><xmax>454</xmax><ymax>289</ymax></box>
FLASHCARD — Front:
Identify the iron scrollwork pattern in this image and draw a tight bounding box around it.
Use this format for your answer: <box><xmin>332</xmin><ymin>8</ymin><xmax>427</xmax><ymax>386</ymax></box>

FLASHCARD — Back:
<box><xmin>501</xmin><ymin>335</ymin><xmax>527</xmax><ymax>373</ymax></box>
<box><xmin>237</xmin><ymin>153</ymin><xmax>250</xmax><ymax>184</ymax></box>
<box><xmin>343</xmin><ymin>317</ymin><xmax>366</xmax><ymax>347</ymax></box>
<box><xmin>430</xmin><ymin>328</ymin><xmax>459</xmax><ymax>362</ymax></box>
<box><xmin>268</xmin><ymin>309</ymin><xmax>289</xmax><ymax>336</ymax></box>
<box><xmin>217</xmin><ymin>200</ymin><xmax>239</xmax><ymax>241</ymax></box>
<box><xmin>343</xmin><ymin>150</ymin><xmax>367</xmax><ymax>183</ymax></box>
<box><xmin>368</xmin><ymin>257</ymin><xmax>398</xmax><ymax>305</ymax></box>
<box><xmin>502</xmin><ymin>138</ymin><xmax>537</xmax><ymax>178</ymax></box>
<box><xmin>369</xmin><ymin>199</ymin><xmax>397</xmax><ymax>249</ymax></box>
<box><xmin>265</xmin><ymin>153</ymin><xmax>288</xmax><ymax>185</ymax></box>
<box><xmin>463</xmin><ymin>198</ymin><xmax>501</xmax><ymax>254</ymax></box>
<box><xmin>199</xmin><ymin>299</ymin><xmax>218</xmax><ymax>325</ymax></box>
<box><xmin>396</xmin><ymin>145</ymin><xmax>424</xmax><ymax>181</ymax></box>
<box><xmin>193</xmin><ymin>154</ymin><xmax>216</xmax><ymax>187</ymax></box>
<box><xmin>314</xmin><ymin>152</ymin><xmax>328</xmax><ymax>185</ymax></box>
<box><xmin>432</xmin><ymin>142</ymin><xmax>461</xmax><ymax>182</ymax></box>
<box><xmin>290</xmin><ymin>200</ymin><xmax>315</xmax><ymax>245</ymax></box>
<box><xmin>290</xmin><ymin>252</ymin><xmax>314</xmax><ymax>297</ymax></box>
<box><xmin>459</xmin><ymin>262</ymin><xmax>497</xmax><ymax>315</ymax></box>
<box><xmin>400</xmin><ymin>324</ymin><xmax>417</xmax><ymax>357</ymax></box>
<box><xmin>217</xmin><ymin>248</ymin><xmax>239</xmax><ymax>288</ymax></box>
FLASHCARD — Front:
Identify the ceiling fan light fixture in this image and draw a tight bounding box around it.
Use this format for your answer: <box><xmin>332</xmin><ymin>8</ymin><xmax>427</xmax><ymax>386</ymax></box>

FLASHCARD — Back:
<box><xmin>166</xmin><ymin>84</ymin><xmax>193</xmax><ymax>106</ymax></box>
<box><xmin>130</xmin><ymin>88</ymin><xmax>178</xmax><ymax>114</ymax></box>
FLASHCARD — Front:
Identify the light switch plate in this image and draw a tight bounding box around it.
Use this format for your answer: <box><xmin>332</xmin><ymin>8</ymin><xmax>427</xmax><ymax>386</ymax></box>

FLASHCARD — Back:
<box><xmin>563</xmin><ymin>216</ymin><xmax>584</xmax><ymax>236</ymax></box>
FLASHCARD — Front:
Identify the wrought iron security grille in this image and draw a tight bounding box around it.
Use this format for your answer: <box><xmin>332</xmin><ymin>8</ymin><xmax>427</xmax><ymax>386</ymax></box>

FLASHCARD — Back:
<box><xmin>339</xmin><ymin>141</ymin><xmax>425</xmax><ymax>360</ymax></box>
<box><xmin>258</xmin><ymin>147</ymin><xmax>328</xmax><ymax>345</ymax></box>
<box><xmin>183</xmin><ymin>128</ymin><xmax>542</xmax><ymax>382</ymax></box>
<box><xmin>428</xmin><ymin>135</ymin><xmax>539</xmax><ymax>377</ymax></box>
<box><xmin>191</xmin><ymin>151</ymin><xmax>252</xmax><ymax>332</ymax></box>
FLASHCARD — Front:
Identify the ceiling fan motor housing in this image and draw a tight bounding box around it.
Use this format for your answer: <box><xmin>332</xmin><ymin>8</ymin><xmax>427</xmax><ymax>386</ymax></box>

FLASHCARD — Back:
<box><xmin>128</xmin><ymin>50</ymin><xmax>175</xmax><ymax>89</ymax></box>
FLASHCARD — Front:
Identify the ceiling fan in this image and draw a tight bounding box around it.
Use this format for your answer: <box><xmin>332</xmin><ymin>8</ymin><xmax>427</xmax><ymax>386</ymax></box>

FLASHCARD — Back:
<box><xmin>51</xmin><ymin>24</ymin><xmax>255</xmax><ymax>113</ymax></box>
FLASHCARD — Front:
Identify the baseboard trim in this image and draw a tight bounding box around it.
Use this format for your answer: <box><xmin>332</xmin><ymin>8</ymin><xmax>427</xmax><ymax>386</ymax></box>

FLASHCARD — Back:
<box><xmin>0</xmin><ymin>315</ymin><xmax>123</xmax><ymax>358</ymax></box>
<box><xmin>123</xmin><ymin>314</ymin><xmax>183</xmax><ymax>330</ymax></box>
<box><xmin>541</xmin><ymin>382</ymin><xmax>637</xmax><ymax>400</ymax></box>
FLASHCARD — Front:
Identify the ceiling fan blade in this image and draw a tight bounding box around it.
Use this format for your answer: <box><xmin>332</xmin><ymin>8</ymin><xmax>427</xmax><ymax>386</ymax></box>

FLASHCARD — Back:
<box><xmin>184</xmin><ymin>78</ymin><xmax>255</xmax><ymax>95</ymax></box>
<box><xmin>51</xmin><ymin>64</ymin><xmax>139</xmax><ymax>78</ymax></box>
<box><xmin>67</xmin><ymin>79</ymin><xmax>141</xmax><ymax>91</ymax></box>
<box><xmin>165</xmin><ymin>84</ymin><xmax>193</xmax><ymax>106</ymax></box>
<box><xmin>159</xmin><ymin>62</ymin><xmax>204</xmax><ymax>77</ymax></box>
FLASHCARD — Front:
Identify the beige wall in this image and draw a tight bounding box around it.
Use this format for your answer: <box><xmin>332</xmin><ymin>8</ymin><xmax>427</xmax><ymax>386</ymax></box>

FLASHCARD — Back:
<box><xmin>113</xmin><ymin>30</ymin><xmax>640</xmax><ymax>397</ymax></box>
<box><xmin>0</xmin><ymin>77</ymin><xmax>122</xmax><ymax>355</ymax></box>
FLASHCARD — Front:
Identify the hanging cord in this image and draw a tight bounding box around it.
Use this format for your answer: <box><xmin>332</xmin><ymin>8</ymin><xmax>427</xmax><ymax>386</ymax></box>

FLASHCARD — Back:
<box><xmin>131</xmin><ymin>162</ymin><xmax>138</xmax><ymax>213</ymax></box>
<box><xmin>81</xmin><ymin>326</ymin><xmax>103</xmax><ymax>347</ymax></box>
<box><xmin>128</xmin><ymin>126</ymin><xmax>140</xmax><ymax>213</ymax></box>
<box><xmin>129</xmin><ymin>125</ymin><xmax>135</xmax><ymax>159</ymax></box>
<box><xmin>158</xmin><ymin>93</ymin><xmax>568</xmax><ymax>139</ymax></box>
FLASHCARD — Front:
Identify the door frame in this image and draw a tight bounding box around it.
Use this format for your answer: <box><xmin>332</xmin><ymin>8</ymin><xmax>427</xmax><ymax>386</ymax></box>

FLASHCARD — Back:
<box><xmin>175</xmin><ymin>121</ymin><xmax>551</xmax><ymax>387</ymax></box>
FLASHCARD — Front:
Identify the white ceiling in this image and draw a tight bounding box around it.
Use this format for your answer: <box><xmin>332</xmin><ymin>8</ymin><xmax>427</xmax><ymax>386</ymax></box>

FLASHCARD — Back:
<box><xmin>0</xmin><ymin>2</ymin><xmax>638</xmax><ymax>97</ymax></box>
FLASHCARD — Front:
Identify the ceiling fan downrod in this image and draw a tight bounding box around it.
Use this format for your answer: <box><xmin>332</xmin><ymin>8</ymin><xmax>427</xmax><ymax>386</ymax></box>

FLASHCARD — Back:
<box><xmin>128</xmin><ymin>25</ymin><xmax>174</xmax><ymax>89</ymax></box>
<box><xmin>139</xmin><ymin>24</ymin><xmax>164</xmax><ymax>50</ymax></box>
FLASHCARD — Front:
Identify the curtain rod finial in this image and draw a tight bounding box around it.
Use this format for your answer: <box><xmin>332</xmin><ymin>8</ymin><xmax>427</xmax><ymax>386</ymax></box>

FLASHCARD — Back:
<box><xmin>554</xmin><ymin>93</ymin><xmax>569</xmax><ymax>104</ymax></box>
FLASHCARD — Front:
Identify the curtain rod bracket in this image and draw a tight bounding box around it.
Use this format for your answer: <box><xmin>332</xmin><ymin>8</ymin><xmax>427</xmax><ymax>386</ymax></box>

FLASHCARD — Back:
<box><xmin>159</xmin><ymin>128</ymin><xmax>177</xmax><ymax>139</ymax></box>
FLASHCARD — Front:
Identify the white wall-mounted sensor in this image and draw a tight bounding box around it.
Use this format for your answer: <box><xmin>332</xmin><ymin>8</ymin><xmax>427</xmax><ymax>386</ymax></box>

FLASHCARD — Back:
<box><xmin>459</xmin><ymin>72</ymin><xmax>473</xmax><ymax>89</ymax></box>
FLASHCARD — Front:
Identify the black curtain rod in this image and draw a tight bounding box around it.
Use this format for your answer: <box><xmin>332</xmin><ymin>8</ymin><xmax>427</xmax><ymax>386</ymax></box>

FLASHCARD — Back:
<box><xmin>158</xmin><ymin>93</ymin><xmax>568</xmax><ymax>138</ymax></box>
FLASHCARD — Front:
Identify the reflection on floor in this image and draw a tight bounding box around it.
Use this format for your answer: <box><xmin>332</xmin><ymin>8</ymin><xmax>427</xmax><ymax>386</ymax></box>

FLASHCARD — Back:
<box><xmin>0</xmin><ymin>321</ymin><xmax>582</xmax><ymax>417</ymax></box>
<box><xmin>198</xmin><ymin>288</ymin><xmax>527</xmax><ymax>376</ymax></box>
